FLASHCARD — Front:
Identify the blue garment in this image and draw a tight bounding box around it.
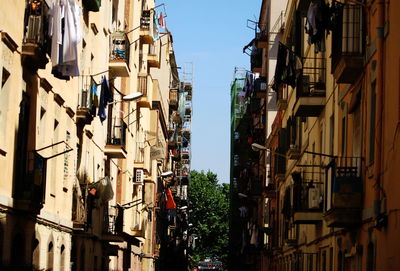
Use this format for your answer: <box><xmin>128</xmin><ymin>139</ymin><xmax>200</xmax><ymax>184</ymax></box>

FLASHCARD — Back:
<box><xmin>98</xmin><ymin>77</ymin><xmax>113</xmax><ymax>122</ymax></box>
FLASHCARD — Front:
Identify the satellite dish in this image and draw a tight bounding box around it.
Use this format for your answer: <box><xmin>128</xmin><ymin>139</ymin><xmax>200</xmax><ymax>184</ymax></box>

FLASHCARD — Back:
<box><xmin>123</xmin><ymin>92</ymin><xmax>143</xmax><ymax>101</ymax></box>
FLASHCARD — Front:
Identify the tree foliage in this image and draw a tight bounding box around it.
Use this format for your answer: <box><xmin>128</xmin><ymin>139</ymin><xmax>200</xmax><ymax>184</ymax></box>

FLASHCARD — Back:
<box><xmin>188</xmin><ymin>170</ymin><xmax>229</xmax><ymax>267</ymax></box>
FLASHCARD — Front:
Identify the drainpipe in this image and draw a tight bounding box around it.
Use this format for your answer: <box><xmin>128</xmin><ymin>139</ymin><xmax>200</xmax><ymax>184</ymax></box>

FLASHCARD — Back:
<box><xmin>373</xmin><ymin>0</ymin><xmax>385</xmax><ymax>219</ymax></box>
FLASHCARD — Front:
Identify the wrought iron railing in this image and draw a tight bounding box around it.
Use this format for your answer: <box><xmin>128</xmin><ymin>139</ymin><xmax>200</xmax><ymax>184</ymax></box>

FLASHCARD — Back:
<box><xmin>107</xmin><ymin>117</ymin><xmax>127</xmax><ymax>147</ymax></box>
<box><xmin>331</xmin><ymin>4</ymin><xmax>364</xmax><ymax>71</ymax></box>
<box><xmin>138</xmin><ymin>75</ymin><xmax>148</xmax><ymax>96</ymax></box>
<box><xmin>110</xmin><ymin>31</ymin><xmax>130</xmax><ymax>66</ymax></box>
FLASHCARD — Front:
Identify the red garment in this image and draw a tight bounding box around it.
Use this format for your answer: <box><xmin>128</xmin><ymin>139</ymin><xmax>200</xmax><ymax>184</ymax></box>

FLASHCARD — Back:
<box><xmin>165</xmin><ymin>188</ymin><xmax>176</xmax><ymax>210</ymax></box>
<box><xmin>158</xmin><ymin>12</ymin><xmax>165</xmax><ymax>28</ymax></box>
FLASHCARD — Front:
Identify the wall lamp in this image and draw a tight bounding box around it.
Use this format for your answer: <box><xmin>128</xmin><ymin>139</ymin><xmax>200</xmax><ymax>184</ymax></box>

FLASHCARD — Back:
<box><xmin>161</xmin><ymin>171</ymin><xmax>173</xmax><ymax>178</ymax></box>
<box><xmin>251</xmin><ymin>143</ymin><xmax>287</xmax><ymax>158</ymax></box>
<box><xmin>108</xmin><ymin>92</ymin><xmax>143</xmax><ymax>105</ymax></box>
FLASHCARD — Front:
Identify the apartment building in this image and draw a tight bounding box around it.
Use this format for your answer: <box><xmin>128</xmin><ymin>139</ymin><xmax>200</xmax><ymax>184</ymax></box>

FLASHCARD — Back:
<box><xmin>0</xmin><ymin>0</ymin><xmax>187</xmax><ymax>270</ymax></box>
<box><xmin>243</xmin><ymin>0</ymin><xmax>400</xmax><ymax>270</ymax></box>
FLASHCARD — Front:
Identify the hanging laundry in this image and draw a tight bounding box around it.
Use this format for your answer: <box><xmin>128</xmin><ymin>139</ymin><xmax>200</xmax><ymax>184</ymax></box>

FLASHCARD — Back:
<box><xmin>165</xmin><ymin>188</ymin><xmax>176</xmax><ymax>210</ymax></box>
<box><xmin>305</xmin><ymin>0</ymin><xmax>330</xmax><ymax>53</ymax></box>
<box><xmin>98</xmin><ymin>77</ymin><xmax>113</xmax><ymax>122</ymax></box>
<box><xmin>49</xmin><ymin>0</ymin><xmax>82</xmax><ymax>78</ymax></box>
<box><xmin>158</xmin><ymin>12</ymin><xmax>166</xmax><ymax>29</ymax></box>
<box><xmin>273</xmin><ymin>42</ymin><xmax>301</xmax><ymax>91</ymax></box>
<box><xmin>90</xmin><ymin>79</ymin><xmax>98</xmax><ymax>116</ymax></box>
<box><xmin>153</xmin><ymin>10</ymin><xmax>160</xmax><ymax>40</ymax></box>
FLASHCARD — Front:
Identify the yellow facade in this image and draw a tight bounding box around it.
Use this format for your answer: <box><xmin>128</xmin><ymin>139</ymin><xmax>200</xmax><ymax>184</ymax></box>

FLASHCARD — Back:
<box><xmin>0</xmin><ymin>0</ymin><xmax>179</xmax><ymax>270</ymax></box>
<box><xmin>256</xmin><ymin>0</ymin><xmax>400</xmax><ymax>270</ymax></box>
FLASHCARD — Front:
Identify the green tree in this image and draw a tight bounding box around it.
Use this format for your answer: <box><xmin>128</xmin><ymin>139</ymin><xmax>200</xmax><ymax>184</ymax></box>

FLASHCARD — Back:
<box><xmin>188</xmin><ymin>170</ymin><xmax>229</xmax><ymax>268</ymax></box>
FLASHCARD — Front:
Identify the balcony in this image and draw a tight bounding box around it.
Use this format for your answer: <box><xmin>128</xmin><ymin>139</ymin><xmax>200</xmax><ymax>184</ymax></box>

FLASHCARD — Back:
<box><xmin>147</xmin><ymin>44</ymin><xmax>160</xmax><ymax>68</ymax></box>
<box><xmin>331</xmin><ymin>5</ymin><xmax>364</xmax><ymax>84</ymax></box>
<box><xmin>131</xmin><ymin>218</ymin><xmax>146</xmax><ymax>238</ymax></box>
<box><xmin>293</xmin><ymin>57</ymin><xmax>326</xmax><ymax>117</ymax></box>
<box><xmin>184</xmin><ymin>101</ymin><xmax>192</xmax><ymax>116</ymax></box>
<box><xmin>140</xmin><ymin>10</ymin><xmax>154</xmax><ymax>44</ymax></box>
<box><xmin>21</xmin><ymin>1</ymin><xmax>49</xmax><ymax>69</ymax></box>
<box><xmin>251</xmin><ymin>48</ymin><xmax>263</xmax><ymax>74</ymax></box>
<box><xmin>254</xmin><ymin>78</ymin><xmax>268</xmax><ymax>99</ymax></box>
<box><xmin>182</xmin><ymin>121</ymin><xmax>191</xmax><ymax>139</ymax></box>
<box><xmin>181</xmin><ymin>147</ymin><xmax>190</xmax><ymax>160</ymax></box>
<box><xmin>182</xmin><ymin>82</ymin><xmax>193</xmax><ymax>95</ymax></box>
<box><xmin>76</xmin><ymin>88</ymin><xmax>94</xmax><ymax>125</ymax></box>
<box><xmin>255</xmin><ymin>30</ymin><xmax>268</xmax><ymax>49</ymax></box>
<box><xmin>287</xmin><ymin>145</ymin><xmax>301</xmax><ymax>160</ymax></box>
<box><xmin>137</xmin><ymin>75</ymin><xmax>152</xmax><ymax>108</ymax></box>
<box><xmin>324</xmin><ymin>157</ymin><xmax>362</xmax><ymax>227</ymax></box>
<box><xmin>102</xmin><ymin>206</ymin><xmax>124</xmax><ymax>242</ymax></box>
<box><xmin>169</xmin><ymin>89</ymin><xmax>178</xmax><ymax>109</ymax></box>
<box><xmin>109</xmin><ymin>31</ymin><xmax>130</xmax><ymax>77</ymax></box>
<box><xmin>277</xmin><ymin>87</ymin><xmax>288</xmax><ymax>110</ymax></box>
<box><xmin>72</xmin><ymin>181</ymin><xmax>87</xmax><ymax>230</ymax></box>
<box><xmin>292</xmin><ymin>176</ymin><xmax>323</xmax><ymax>224</ymax></box>
<box><xmin>104</xmin><ymin>118</ymin><xmax>127</xmax><ymax>159</ymax></box>
<box><xmin>83</xmin><ymin>0</ymin><xmax>101</xmax><ymax>12</ymax></box>
<box><xmin>14</xmin><ymin>152</ymin><xmax>47</xmax><ymax>213</ymax></box>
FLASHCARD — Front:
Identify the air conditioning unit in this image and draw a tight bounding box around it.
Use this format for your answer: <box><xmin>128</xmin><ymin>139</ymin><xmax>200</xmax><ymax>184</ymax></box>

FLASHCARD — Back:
<box><xmin>134</xmin><ymin>169</ymin><xmax>144</xmax><ymax>185</ymax></box>
<box><xmin>308</xmin><ymin>187</ymin><xmax>320</xmax><ymax>209</ymax></box>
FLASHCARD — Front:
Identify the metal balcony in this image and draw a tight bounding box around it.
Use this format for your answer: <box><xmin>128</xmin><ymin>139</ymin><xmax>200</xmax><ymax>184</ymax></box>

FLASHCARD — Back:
<box><xmin>293</xmin><ymin>57</ymin><xmax>326</xmax><ymax>117</ymax></box>
<box><xmin>251</xmin><ymin>48</ymin><xmax>263</xmax><ymax>74</ymax></box>
<box><xmin>147</xmin><ymin>44</ymin><xmax>160</xmax><ymax>68</ymax></box>
<box><xmin>104</xmin><ymin>118</ymin><xmax>127</xmax><ymax>159</ymax></box>
<box><xmin>140</xmin><ymin>10</ymin><xmax>154</xmax><ymax>44</ymax></box>
<box><xmin>137</xmin><ymin>75</ymin><xmax>152</xmax><ymax>108</ymax></box>
<box><xmin>287</xmin><ymin>145</ymin><xmax>301</xmax><ymax>160</ymax></box>
<box><xmin>324</xmin><ymin>157</ymin><xmax>362</xmax><ymax>227</ymax></box>
<box><xmin>102</xmin><ymin>206</ymin><xmax>124</xmax><ymax>242</ymax></box>
<box><xmin>76</xmin><ymin>88</ymin><xmax>94</xmax><ymax>125</ymax></box>
<box><xmin>331</xmin><ymin>4</ymin><xmax>364</xmax><ymax>84</ymax></box>
<box><xmin>109</xmin><ymin>32</ymin><xmax>130</xmax><ymax>77</ymax></box>
<box><xmin>254</xmin><ymin>78</ymin><xmax>268</xmax><ymax>99</ymax></box>
<box><xmin>169</xmin><ymin>89</ymin><xmax>178</xmax><ymax>109</ymax></box>
<box><xmin>21</xmin><ymin>1</ymin><xmax>49</xmax><ymax>69</ymax></box>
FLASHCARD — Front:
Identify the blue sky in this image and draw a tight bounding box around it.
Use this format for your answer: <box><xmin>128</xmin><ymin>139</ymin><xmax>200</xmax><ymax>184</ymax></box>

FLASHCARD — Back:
<box><xmin>164</xmin><ymin>0</ymin><xmax>261</xmax><ymax>183</ymax></box>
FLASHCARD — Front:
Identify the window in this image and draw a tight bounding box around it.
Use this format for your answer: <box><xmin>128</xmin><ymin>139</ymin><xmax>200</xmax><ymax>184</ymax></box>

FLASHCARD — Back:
<box><xmin>47</xmin><ymin>241</ymin><xmax>54</xmax><ymax>271</ymax></box>
<box><xmin>32</xmin><ymin>238</ymin><xmax>40</xmax><ymax>269</ymax></box>
<box><xmin>330</xmin><ymin>115</ymin><xmax>335</xmax><ymax>155</ymax></box>
<box><xmin>366</xmin><ymin>242</ymin><xmax>375</xmax><ymax>271</ymax></box>
<box><xmin>60</xmin><ymin>244</ymin><xmax>66</xmax><ymax>270</ymax></box>
<box><xmin>341</xmin><ymin>115</ymin><xmax>347</xmax><ymax>156</ymax></box>
<box><xmin>369</xmin><ymin>81</ymin><xmax>376</xmax><ymax>164</ymax></box>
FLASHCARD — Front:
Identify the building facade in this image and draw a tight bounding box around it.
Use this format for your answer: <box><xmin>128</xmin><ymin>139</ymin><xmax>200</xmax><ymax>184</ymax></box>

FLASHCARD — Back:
<box><xmin>0</xmin><ymin>0</ymin><xmax>189</xmax><ymax>270</ymax></box>
<box><xmin>233</xmin><ymin>0</ymin><xmax>400</xmax><ymax>270</ymax></box>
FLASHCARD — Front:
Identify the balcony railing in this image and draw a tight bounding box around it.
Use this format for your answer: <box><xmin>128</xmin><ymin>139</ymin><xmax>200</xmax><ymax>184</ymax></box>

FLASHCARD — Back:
<box><xmin>324</xmin><ymin>157</ymin><xmax>362</xmax><ymax>227</ymax></box>
<box><xmin>331</xmin><ymin>4</ymin><xmax>364</xmax><ymax>83</ymax></box>
<box><xmin>14</xmin><ymin>152</ymin><xmax>47</xmax><ymax>212</ymax></box>
<box><xmin>109</xmin><ymin>31</ymin><xmax>130</xmax><ymax>77</ymax></box>
<box><xmin>292</xmin><ymin>172</ymin><xmax>323</xmax><ymax>224</ymax></box>
<box><xmin>169</xmin><ymin>89</ymin><xmax>178</xmax><ymax>108</ymax></box>
<box><xmin>21</xmin><ymin>0</ymin><xmax>50</xmax><ymax>69</ymax></box>
<box><xmin>76</xmin><ymin>83</ymin><xmax>95</xmax><ymax>125</ymax></box>
<box><xmin>138</xmin><ymin>75</ymin><xmax>148</xmax><ymax>96</ymax></box>
<box><xmin>105</xmin><ymin>118</ymin><xmax>127</xmax><ymax>159</ymax></box>
<box><xmin>102</xmin><ymin>206</ymin><xmax>124</xmax><ymax>242</ymax></box>
<box><xmin>251</xmin><ymin>48</ymin><xmax>263</xmax><ymax>73</ymax></box>
<box><xmin>294</xmin><ymin>57</ymin><xmax>326</xmax><ymax>117</ymax></box>
<box><xmin>140</xmin><ymin>10</ymin><xmax>154</xmax><ymax>44</ymax></box>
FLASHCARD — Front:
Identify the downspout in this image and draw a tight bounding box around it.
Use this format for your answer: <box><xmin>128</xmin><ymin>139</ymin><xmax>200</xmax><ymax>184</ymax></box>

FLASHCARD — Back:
<box><xmin>373</xmin><ymin>0</ymin><xmax>385</xmax><ymax>218</ymax></box>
